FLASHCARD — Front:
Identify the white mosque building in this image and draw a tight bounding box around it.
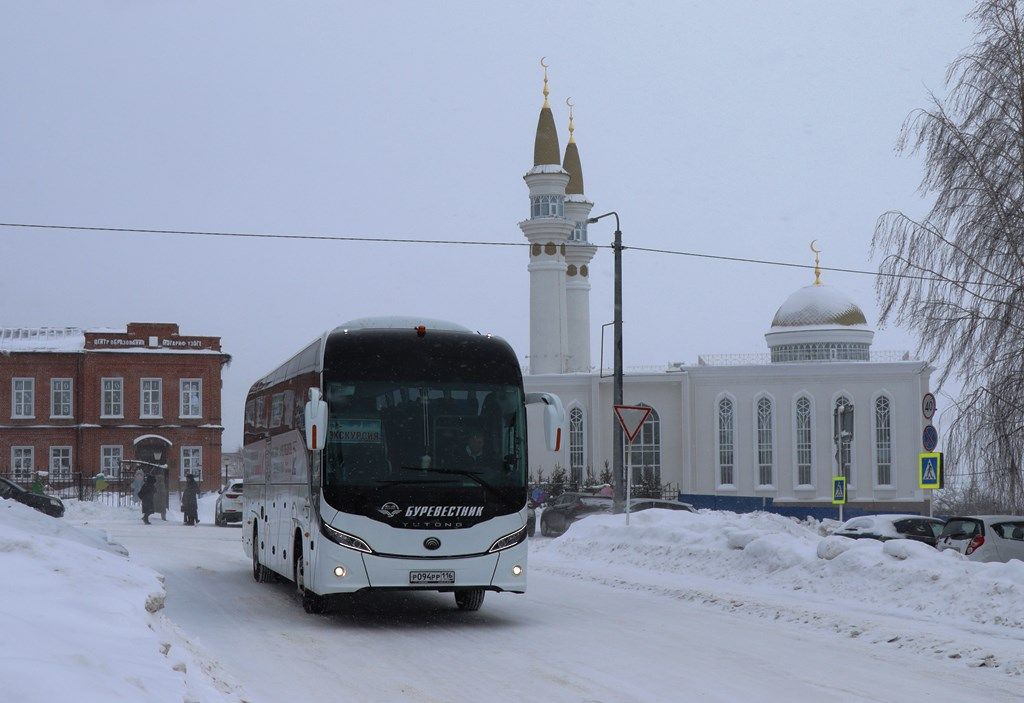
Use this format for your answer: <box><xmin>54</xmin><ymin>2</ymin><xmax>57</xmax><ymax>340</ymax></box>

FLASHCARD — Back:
<box><xmin>521</xmin><ymin>67</ymin><xmax>934</xmax><ymax>513</ymax></box>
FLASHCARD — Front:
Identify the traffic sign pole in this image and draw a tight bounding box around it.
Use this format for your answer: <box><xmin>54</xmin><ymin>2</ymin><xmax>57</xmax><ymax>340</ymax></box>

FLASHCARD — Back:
<box><xmin>625</xmin><ymin>443</ymin><xmax>632</xmax><ymax>526</ymax></box>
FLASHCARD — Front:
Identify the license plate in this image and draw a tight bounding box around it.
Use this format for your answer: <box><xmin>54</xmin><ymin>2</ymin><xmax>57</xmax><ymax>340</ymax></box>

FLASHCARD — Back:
<box><xmin>409</xmin><ymin>570</ymin><xmax>455</xmax><ymax>585</ymax></box>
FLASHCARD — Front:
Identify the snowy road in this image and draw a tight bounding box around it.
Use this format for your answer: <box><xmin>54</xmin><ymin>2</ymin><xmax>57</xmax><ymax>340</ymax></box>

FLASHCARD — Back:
<box><xmin>77</xmin><ymin>504</ymin><xmax>1023</xmax><ymax>703</ymax></box>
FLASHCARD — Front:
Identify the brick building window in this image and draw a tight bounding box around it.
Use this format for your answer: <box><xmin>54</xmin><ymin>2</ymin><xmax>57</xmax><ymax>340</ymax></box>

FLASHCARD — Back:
<box><xmin>181</xmin><ymin>446</ymin><xmax>202</xmax><ymax>480</ymax></box>
<box><xmin>180</xmin><ymin>379</ymin><xmax>202</xmax><ymax>418</ymax></box>
<box><xmin>51</xmin><ymin>378</ymin><xmax>73</xmax><ymax>418</ymax></box>
<box><xmin>141</xmin><ymin>379</ymin><xmax>162</xmax><ymax>418</ymax></box>
<box><xmin>11</xmin><ymin>446</ymin><xmax>34</xmax><ymax>480</ymax></box>
<box><xmin>12</xmin><ymin>378</ymin><xmax>35</xmax><ymax>418</ymax></box>
<box><xmin>49</xmin><ymin>446</ymin><xmax>72</xmax><ymax>479</ymax></box>
<box><xmin>102</xmin><ymin>378</ymin><xmax>123</xmax><ymax>418</ymax></box>
<box><xmin>100</xmin><ymin>446</ymin><xmax>122</xmax><ymax>478</ymax></box>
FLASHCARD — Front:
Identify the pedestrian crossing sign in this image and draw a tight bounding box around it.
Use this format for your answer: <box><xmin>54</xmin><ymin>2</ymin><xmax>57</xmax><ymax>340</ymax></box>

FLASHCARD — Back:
<box><xmin>919</xmin><ymin>452</ymin><xmax>943</xmax><ymax>489</ymax></box>
<box><xmin>831</xmin><ymin>476</ymin><xmax>847</xmax><ymax>505</ymax></box>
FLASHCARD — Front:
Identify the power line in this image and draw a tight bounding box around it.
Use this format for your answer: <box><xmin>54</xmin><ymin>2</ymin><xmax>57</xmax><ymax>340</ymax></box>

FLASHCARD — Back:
<box><xmin>0</xmin><ymin>220</ymin><xmax>1017</xmax><ymax>288</ymax></box>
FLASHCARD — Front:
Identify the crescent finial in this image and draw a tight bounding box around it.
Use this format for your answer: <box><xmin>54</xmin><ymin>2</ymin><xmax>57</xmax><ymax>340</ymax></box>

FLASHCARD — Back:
<box><xmin>810</xmin><ymin>240</ymin><xmax>822</xmax><ymax>285</ymax></box>
<box><xmin>566</xmin><ymin>97</ymin><xmax>575</xmax><ymax>144</ymax></box>
<box><xmin>539</xmin><ymin>57</ymin><xmax>550</xmax><ymax>107</ymax></box>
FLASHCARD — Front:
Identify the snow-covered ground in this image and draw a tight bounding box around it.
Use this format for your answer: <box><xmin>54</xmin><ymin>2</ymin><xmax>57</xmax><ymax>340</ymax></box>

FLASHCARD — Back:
<box><xmin>0</xmin><ymin>497</ymin><xmax>245</xmax><ymax>703</ymax></box>
<box><xmin>4</xmin><ymin>499</ymin><xmax>1023</xmax><ymax>702</ymax></box>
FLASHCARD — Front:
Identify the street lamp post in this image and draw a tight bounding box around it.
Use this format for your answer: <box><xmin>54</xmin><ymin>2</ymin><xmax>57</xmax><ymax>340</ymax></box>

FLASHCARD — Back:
<box><xmin>588</xmin><ymin>211</ymin><xmax>624</xmax><ymax>513</ymax></box>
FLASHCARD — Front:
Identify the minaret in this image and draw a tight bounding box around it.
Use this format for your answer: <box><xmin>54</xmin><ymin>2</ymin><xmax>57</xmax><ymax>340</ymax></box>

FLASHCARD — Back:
<box><xmin>562</xmin><ymin>99</ymin><xmax>598</xmax><ymax>373</ymax></box>
<box><xmin>519</xmin><ymin>59</ymin><xmax>573</xmax><ymax>374</ymax></box>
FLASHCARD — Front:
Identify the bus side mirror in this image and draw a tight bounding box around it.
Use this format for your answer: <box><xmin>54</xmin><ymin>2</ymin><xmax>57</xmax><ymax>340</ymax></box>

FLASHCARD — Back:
<box><xmin>304</xmin><ymin>388</ymin><xmax>328</xmax><ymax>451</ymax></box>
<box><xmin>526</xmin><ymin>392</ymin><xmax>565</xmax><ymax>452</ymax></box>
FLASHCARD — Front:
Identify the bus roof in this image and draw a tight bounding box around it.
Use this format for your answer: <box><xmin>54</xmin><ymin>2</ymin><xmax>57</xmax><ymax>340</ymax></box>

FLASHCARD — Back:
<box><xmin>332</xmin><ymin>316</ymin><xmax>471</xmax><ymax>333</ymax></box>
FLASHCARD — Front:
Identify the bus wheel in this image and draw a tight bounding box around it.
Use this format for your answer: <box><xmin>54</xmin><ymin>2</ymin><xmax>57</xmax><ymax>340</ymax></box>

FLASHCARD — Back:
<box><xmin>252</xmin><ymin>527</ymin><xmax>271</xmax><ymax>583</ymax></box>
<box><xmin>294</xmin><ymin>542</ymin><xmax>329</xmax><ymax>614</ymax></box>
<box><xmin>454</xmin><ymin>588</ymin><xmax>485</xmax><ymax>611</ymax></box>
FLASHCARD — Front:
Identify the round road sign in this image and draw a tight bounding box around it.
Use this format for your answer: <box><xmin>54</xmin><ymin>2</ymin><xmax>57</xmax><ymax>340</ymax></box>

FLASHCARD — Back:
<box><xmin>922</xmin><ymin>393</ymin><xmax>936</xmax><ymax>420</ymax></box>
<box><xmin>922</xmin><ymin>424</ymin><xmax>938</xmax><ymax>452</ymax></box>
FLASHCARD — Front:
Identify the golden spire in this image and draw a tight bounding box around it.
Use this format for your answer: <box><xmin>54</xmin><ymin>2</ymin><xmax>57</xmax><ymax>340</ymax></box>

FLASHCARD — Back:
<box><xmin>810</xmin><ymin>240</ymin><xmax>822</xmax><ymax>285</ymax></box>
<box><xmin>541</xmin><ymin>57</ymin><xmax>550</xmax><ymax>107</ymax></box>
<box><xmin>566</xmin><ymin>97</ymin><xmax>575</xmax><ymax>144</ymax></box>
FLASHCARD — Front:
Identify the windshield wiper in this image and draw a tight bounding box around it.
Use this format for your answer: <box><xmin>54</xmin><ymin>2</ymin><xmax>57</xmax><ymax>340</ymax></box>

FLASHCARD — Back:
<box><xmin>399</xmin><ymin>466</ymin><xmax>504</xmax><ymax>498</ymax></box>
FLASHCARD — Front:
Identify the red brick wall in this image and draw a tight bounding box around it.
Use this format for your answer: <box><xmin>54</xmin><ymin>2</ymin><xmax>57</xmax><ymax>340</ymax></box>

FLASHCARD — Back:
<box><xmin>1</xmin><ymin>329</ymin><xmax>227</xmax><ymax>493</ymax></box>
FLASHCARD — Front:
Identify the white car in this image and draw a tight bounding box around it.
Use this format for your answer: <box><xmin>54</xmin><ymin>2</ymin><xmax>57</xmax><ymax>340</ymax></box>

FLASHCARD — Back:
<box><xmin>937</xmin><ymin>515</ymin><xmax>1024</xmax><ymax>562</ymax></box>
<box><xmin>214</xmin><ymin>480</ymin><xmax>244</xmax><ymax>526</ymax></box>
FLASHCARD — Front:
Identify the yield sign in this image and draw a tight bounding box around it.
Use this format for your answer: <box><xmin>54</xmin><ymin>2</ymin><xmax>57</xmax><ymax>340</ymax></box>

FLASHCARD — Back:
<box><xmin>614</xmin><ymin>405</ymin><xmax>652</xmax><ymax>444</ymax></box>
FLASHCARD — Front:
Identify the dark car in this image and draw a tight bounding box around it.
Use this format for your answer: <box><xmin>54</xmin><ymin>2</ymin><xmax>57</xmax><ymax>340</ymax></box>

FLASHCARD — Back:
<box><xmin>832</xmin><ymin>514</ymin><xmax>945</xmax><ymax>548</ymax></box>
<box><xmin>627</xmin><ymin>499</ymin><xmax>696</xmax><ymax>514</ymax></box>
<box><xmin>539</xmin><ymin>492</ymin><xmax>612</xmax><ymax>537</ymax></box>
<box><xmin>0</xmin><ymin>476</ymin><xmax>65</xmax><ymax>518</ymax></box>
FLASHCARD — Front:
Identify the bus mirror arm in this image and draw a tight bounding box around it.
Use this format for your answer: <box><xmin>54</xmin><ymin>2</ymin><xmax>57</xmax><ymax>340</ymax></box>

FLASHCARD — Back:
<box><xmin>525</xmin><ymin>392</ymin><xmax>565</xmax><ymax>452</ymax></box>
<box><xmin>304</xmin><ymin>388</ymin><xmax>329</xmax><ymax>452</ymax></box>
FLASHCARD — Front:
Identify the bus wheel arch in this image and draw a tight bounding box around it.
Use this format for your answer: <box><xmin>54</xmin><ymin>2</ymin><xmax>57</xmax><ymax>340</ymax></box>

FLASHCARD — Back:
<box><xmin>294</xmin><ymin>532</ymin><xmax>329</xmax><ymax>615</ymax></box>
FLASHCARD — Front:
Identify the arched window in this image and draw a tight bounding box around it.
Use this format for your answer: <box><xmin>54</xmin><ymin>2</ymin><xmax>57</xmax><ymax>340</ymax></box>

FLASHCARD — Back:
<box><xmin>718</xmin><ymin>398</ymin><xmax>734</xmax><ymax>486</ymax></box>
<box><xmin>835</xmin><ymin>395</ymin><xmax>853</xmax><ymax>483</ymax></box>
<box><xmin>756</xmin><ymin>397</ymin><xmax>774</xmax><ymax>486</ymax></box>
<box><xmin>569</xmin><ymin>407</ymin><xmax>585</xmax><ymax>486</ymax></box>
<box><xmin>795</xmin><ymin>396</ymin><xmax>813</xmax><ymax>486</ymax></box>
<box><xmin>621</xmin><ymin>404</ymin><xmax>660</xmax><ymax>486</ymax></box>
<box><xmin>875</xmin><ymin>396</ymin><xmax>892</xmax><ymax>486</ymax></box>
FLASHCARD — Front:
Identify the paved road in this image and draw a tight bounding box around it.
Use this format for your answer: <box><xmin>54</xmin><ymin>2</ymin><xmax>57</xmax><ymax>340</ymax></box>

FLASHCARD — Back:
<box><xmin>90</xmin><ymin>516</ymin><xmax>1022</xmax><ymax>703</ymax></box>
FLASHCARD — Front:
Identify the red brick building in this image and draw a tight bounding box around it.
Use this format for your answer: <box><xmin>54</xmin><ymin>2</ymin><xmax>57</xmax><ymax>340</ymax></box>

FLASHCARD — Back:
<box><xmin>0</xmin><ymin>323</ymin><xmax>229</xmax><ymax>492</ymax></box>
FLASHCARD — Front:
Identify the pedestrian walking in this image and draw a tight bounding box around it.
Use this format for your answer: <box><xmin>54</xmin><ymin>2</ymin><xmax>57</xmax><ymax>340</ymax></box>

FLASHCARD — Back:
<box><xmin>139</xmin><ymin>474</ymin><xmax>156</xmax><ymax>524</ymax></box>
<box><xmin>152</xmin><ymin>468</ymin><xmax>168</xmax><ymax>521</ymax></box>
<box><xmin>181</xmin><ymin>473</ymin><xmax>199</xmax><ymax>526</ymax></box>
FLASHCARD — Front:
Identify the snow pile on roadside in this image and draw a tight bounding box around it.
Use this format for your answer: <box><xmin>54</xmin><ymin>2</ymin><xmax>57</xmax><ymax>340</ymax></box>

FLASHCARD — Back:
<box><xmin>0</xmin><ymin>500</ymin><xmax>243</xmax><ymax>703</ymax></box>
<box><xmin>532</xmin><ymin>509</ymin><xmax>1024</xmax><ymax>633</ymax></box>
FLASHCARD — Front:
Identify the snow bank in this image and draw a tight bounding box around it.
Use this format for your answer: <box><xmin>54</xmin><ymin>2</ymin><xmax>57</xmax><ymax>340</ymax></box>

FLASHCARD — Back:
<box><xmin>0</xmin><ymin>500</ymin><xmax>241</xmax><ymax>702</ymax></box>
<box><xmin>533</xmin><ymin>509</ymin><xmax>1024</xmax><ymax>634</ymax></box>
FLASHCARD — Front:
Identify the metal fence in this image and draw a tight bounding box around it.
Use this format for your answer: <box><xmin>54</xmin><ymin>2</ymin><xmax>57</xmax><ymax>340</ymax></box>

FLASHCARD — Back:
<box><xmin>2</xmin><ymin>468</ymin><xmax>142</xmax><ymax>508</ymax></box>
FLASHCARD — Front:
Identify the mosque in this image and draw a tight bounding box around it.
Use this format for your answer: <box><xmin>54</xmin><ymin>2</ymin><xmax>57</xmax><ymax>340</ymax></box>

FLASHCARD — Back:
<box><xmin>520</xmin><ymin>65</ymin><xmax>934</xmax><ymax>512</ymax></box>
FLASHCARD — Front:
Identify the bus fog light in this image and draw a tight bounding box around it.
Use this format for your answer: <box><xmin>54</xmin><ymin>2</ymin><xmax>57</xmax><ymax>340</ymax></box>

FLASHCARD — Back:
<box><xmin>512</xmin><ymin>565</ymin><xmax>523</xmax><ymax>576</ymax></box>
<box><xmin>334</xmin><ymin>566</ymin><xmax>347</xmax><ymax>578</ymax></box>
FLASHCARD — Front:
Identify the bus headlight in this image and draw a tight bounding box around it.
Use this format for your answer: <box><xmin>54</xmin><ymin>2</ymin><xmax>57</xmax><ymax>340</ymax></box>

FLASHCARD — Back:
<box><xmin>488</xmin><ymin>524</ymin><xmax>528</xmax><ymax>553</ymax></box>
<box><xmin>320</xmin><ymin>521</ymin><xmax>374</xmax><ymax>554</ymax></box>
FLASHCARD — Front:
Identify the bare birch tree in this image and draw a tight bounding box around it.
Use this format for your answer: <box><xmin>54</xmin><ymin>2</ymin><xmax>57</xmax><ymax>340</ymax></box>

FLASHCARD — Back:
<box><xmin>873</xmin><ymin>0</ymin><xmax>1024</xmax><ymax>512</ymax></box>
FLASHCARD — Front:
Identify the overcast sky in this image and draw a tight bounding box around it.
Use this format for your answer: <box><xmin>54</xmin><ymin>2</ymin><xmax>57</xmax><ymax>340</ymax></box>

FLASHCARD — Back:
<box><xmin>0</xmin><ymin>1</ymin><xmax>976</xmax><ymax>448</ymax></box>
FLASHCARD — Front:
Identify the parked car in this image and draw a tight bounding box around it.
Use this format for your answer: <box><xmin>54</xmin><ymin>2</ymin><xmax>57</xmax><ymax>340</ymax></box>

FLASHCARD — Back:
<box><xmin>539</xmin><ymin>492</ymin><xmax>612</xmax><ymax>536</ymax></box>
<box><xmin>539</xmin><ymin>495</ymin><xmax>695</xmax><ymax>536</ymax></box>
<box><xmin>214</xmin><ymin>480</ymin><xmax>244</xmax><ymax>526</ymax></box>
<box><xmin>0</xmin><ymin>476</ymin><xmax>65</xmax><ymax>518</ymax></box>
<box><xmin>832</xmin><ymin>514</ymin><xmax>946</xmax><ymax>548</ymax></box>
<box><xmin>937</xmin><ymin>515</ymin><xmax>1024</xmax><ymax>562</ymax></box>
<box><xmin>627</xmin><ymin>499</ymin><xmax>696</xmax><ymax>514</ymax></box>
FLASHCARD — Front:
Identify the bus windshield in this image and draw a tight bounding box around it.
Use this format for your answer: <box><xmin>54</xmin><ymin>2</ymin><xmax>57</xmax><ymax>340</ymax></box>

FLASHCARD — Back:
<box><xmin>323</xmin><ymin>380</ymin><xmax>526</xmax><ymax>494</ymax></box>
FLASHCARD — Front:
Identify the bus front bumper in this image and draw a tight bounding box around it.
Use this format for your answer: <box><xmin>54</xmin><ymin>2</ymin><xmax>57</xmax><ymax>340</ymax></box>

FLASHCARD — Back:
<box><xmin>312</xmin><ymin>540</ymin><xmax>528</xmax><ymax>594</ymax></box>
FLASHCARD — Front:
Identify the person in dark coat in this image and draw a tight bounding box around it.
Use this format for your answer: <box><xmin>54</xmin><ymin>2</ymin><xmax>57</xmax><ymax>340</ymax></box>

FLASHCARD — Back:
<box><xmin>152</xmin><ymin>468</ymin><xmax>168</xmax><ymax>521</ymax></box>
<box><xmin>181</xmin><ymin>474</ymin><xmax>199</xmax><ymax>526</ymax></box>
<box><xmin>139</xmin><ymin>474</ymin><xmax>156</xmax><ymax>524</ymax></box>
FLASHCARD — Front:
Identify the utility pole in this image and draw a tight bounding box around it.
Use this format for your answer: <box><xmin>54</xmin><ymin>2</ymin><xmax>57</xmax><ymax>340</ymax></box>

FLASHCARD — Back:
<box><xmin>589</xmin><ymin>212</ymin><xmax>624</xmax><ymax>513</ymax></box>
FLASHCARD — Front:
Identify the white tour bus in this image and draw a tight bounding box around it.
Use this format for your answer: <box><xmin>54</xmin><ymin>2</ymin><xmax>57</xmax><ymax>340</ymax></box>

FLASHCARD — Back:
<box><xmin>242</xmin><ymin>317</ymin><xmax>563</xmax><ymax>612</ymax></box>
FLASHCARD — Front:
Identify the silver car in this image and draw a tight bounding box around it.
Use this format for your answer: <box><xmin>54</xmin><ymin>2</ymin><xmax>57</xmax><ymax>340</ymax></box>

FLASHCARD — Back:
<box><xmin>214</xmin><ymin>480</ymin><xmax>244</xmax><ymax>526</ymax></box>
<box><xmin>937</xmin><ymin>515</ymin><xmax>1024</xmax><ymax>562</ymax></box>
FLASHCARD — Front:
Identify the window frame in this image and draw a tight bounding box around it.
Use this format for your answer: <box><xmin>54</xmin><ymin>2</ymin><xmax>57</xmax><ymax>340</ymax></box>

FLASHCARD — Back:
<box><xmin>11</xmin><ymin>446</ymin><xmax>34</xmax><ymax>480</ymax></box>
<box><xmin>12</xmin><ymin>378</ymin><xmax>35</xmax><ymax>419</ymax></box>
<box><xmin>50</xmin><ymin>378</ymin><xmax>74</xmax><ymax>419</ymax></box>
<box><xmin>179</xmin><ymin>378</ymin><xmax>202</xmax><ymax>419</ymax></box>
<box><xmin>793</xmin><ymin>393</ymin><xmax>815</xmax><ymax>489</ymax></box>
<box><xmin>180</xmin><ymin>446</ymin><xmax>203</xmax><ymax>481</ymax></box>
<box><xmin>101</xmin><ymin>377</ymin><xmax>124</xmax><ymax>419</ymax></box>
<box><xmin>140</xmin><ymin>378</ymin><xmax>163</xmax><ymax>419</ymax></box>
<box><xmin>568</xmin><ymin>405</ymin><xmax>586</xmax><ymax>486</ymax></box>
<box><xmin>49</xmin><ymin>446</ymin><xmax>72</xmax><ymax>479</ymax></box>
<box><xmin>873</xmin><ymin>392</ymin><xmax>895</xmax><ymax>488</ymax></box>
<box><xmin>621</xmin><ymin>404</ymin><xmax>660</xmax><ymax>487</ymax></box>
<box><xmin>100</xmin><ymin>445</ymin><xmax>123</xmax><ymax>478</ymax></box>
<box><xmin>716</xmin><ymin>394</ymin><xmax>736</xmax><ymax>490</ymax></box>
<box><xmin>754</xmin><ymin>394</ymin><xmax>775</xmax><ymax>489</ymax></box>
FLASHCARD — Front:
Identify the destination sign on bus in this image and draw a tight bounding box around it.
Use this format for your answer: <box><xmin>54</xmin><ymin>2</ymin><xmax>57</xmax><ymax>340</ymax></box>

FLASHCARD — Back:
<box><xmin>328</xmin><ymin>418</ymin><xmax>383</xmax><ymax>444</ymax></box>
